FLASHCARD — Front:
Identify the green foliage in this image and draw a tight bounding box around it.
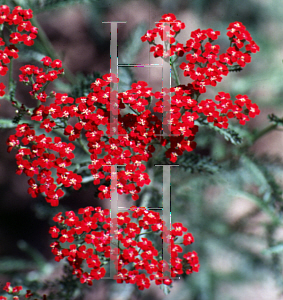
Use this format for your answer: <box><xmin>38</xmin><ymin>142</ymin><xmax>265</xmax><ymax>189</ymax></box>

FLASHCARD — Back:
<box><xmin>0</xmin><ymin>118</ymin><xmax>26</xmax><ymax>128</ymax></box>
<box><xmin>197</xmin><ymin>118</ymin><xmax>243</xmax><ymax>145</ymax></box>
<box><xmin>168</xmin><ymin>141</ymin><xmax>283</xmax><ymax>300</ymax></box>
<box><xmin>268</xmin><ymin>113</ymin><xmax>283</xmax><ymax>126</ymax></box>
<box><xmin>212</xmin><ymin>126</ymin><xmax>243</xmax><ymax>145</ymax></box>
<box><xmin>69</xmin><ymin>71</ymin><xmax>101</xmax><ymax>99</ymax></box>
<box><xmin>247</xmin><ymin>155</ymin><xmax>283</xmax><ymax>213</ymax></box>
<box><xmin>0</xmin><ymin>257</ymin><xmax>37</xmax><ymax>274</ymax></box>
<box><xmin>263</xmin><ymin>243</ymin><xmax>283</xmax><ymax>255</ymax></box>
<box><xmin>154</xmin><ymin>151</ymin><xmax>220</xmax><ymax>174</ymax></box>
<box><xmin>228</xmin><ymin>65</ymin><xmax>243</xmax><ymax>72</ymax></box>
<box><xmin>178</xmin><ymin>152</ymin><xmax>220</xmax><ymax>174</ymax></box>
<box><xmin>42</xmin><ymin>265</ymin><xmax>87</xmax><ymax>300</ymax></box>
<box><xmin>7</xmin><ymin>264</ymin><xmax>88</xmax><ymax>300</ymax></box>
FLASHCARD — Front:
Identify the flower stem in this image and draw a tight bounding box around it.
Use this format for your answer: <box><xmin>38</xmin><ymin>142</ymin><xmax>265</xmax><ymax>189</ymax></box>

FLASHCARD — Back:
<box><xmin>78</xmin><ymin>136</ymin><xmax>90</xmax><ymax>155</ymax></box>
<box><xmin>171</xmin><ymin>59</ymin><xmax>180</xmax><ymax>86</ymax></box>
<box><xmin>8</xmin><ymin>57</ymin><xmax>14</xmax><ymax>99</ymax></box>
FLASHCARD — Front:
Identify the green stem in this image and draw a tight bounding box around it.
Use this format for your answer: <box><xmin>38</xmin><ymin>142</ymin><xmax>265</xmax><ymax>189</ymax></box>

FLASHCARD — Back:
<box><xmin>8</xmin><ymin>58</ymin><xmax>13</xmax><ymax>101</ymax></box>
<box><xmin>42</xmin><ymin>81</ymin><xmax>51</xmax><ymax>92</ymax></box>
<box><xmin>78</xmin><ymin>136</ymin><xmax>90</xmax><ymax>155</ymax></box>
<box><xmin>128</xmin><ymin>105</ymin><xmax>141</xmax><ymax>116</ymax></box>
<box><xmin>0</xmin><ymin>23</ymin><xmax>4</xmax><ymax>39</ymax></box>
<box><xmin>146</xmin><ymin>96</ymin><xmax>152</xmax><ymax>110</ymax></box>
<box><xmin>135</xmin><ymin>230</ymin><xmax>153</xmax><ymax>238</ymax></box>
<box><xmin>171</xmin><ymin>61</ymin><xmax>180</xmax><ymax>86</ymax></box>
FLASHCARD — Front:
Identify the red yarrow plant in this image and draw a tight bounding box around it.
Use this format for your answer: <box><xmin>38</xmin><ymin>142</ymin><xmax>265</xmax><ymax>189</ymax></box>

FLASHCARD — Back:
<box><xmin>0</xmin><ymin>6</ymin><xmax>261</xmax><ymax>293</ymax></box>
<box><xmin>6</xmin><ymin>15</ymin><xmax>260</xmax><ymax>204</ymax></box>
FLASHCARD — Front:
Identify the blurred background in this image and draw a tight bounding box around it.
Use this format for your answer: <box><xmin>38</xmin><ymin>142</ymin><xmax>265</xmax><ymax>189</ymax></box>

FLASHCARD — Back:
<box><xmin>0</xmin><ymin>0</ymin><xmax>283</xmax><ymax>299</ymax></box>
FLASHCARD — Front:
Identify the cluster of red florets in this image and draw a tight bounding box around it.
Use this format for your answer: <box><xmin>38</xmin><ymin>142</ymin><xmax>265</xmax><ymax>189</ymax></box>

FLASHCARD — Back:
<box><xmin>6</xmin><ymin>122</ymin><xmax>80</xmax><ymax>206</ymax></box>
<box><xmin>19</xmin><ymin>57</ymin><xmax>64</xmax><ymax>101</ymax></box>
<box><xmin>0</xmin><ymin>5</ymin><xmax>38</xmax><ymax>97</ymax></box>
<box><xmin>49</xmin><ymin>206</ymin><xmax>199</xmax><ymax>289</ymax></box>
<box><xmin>6</xmin><ymin>70</ymin><xmax>160</xmax><ymax>205</ymax></box>
<box><xmin>141</xmin><ymin>13</ymin><xmax>260</xmax><ymax>126</ymax></box>
<box><xmin>141</xmin><ymin>14</ymin><xmax>260</xmax><ymax>96</ymax></box>
<box><xmin>5</xmin><ymin>13</ymin><xmax>261</xmax><ymax>207</ymax></box>
<box><xmin>1</xmin><ymin>282</ymin><xmax>46</xmax><ymax>300</ymax></box>
<box><xmin>141</xmin><ymin>13</ymin><xmax>185</xmax><ymax>54</ymax></box>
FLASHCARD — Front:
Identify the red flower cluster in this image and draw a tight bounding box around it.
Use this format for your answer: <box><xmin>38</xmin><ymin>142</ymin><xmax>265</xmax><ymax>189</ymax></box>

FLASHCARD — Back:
<box><xmin>2</xmin><ymin>282</ymin><xmax>22</xmax><ymax>295</ymax></box>
<box><xmin>0</xmin><ymin>5</ymin><xmax>38</xmax><ymax>96</ymax></box>
<box><xmin>7</xmin><ymin>70</ymin><xmax>161</xmax><ymax>204</ymax></box>
<box><xmin>1</xmin><ymin>282</ymin><xmax>46</xmax><ymax>300</ymax></box>
<box><xmin>5</xmin><ymin>12</ymin><xmax>260</xmax><ymax>206</ymax></box>
<box><xmin>141</xmin><ymin>13</ymin><xmax>260</xmax><ymax>95</ymax></box>
<box><xmin>141</xmin><ymin>13</ymin><xmax>185</xmax><ymax>57</ymax></box>
<box><xmin>49</xmin><ymin>206</ymin><xmax>198</xmax><ymax>289</ymax></box>
<box><xmin>19</xmin><ymin>57</ymin><xmax>64</xmax><ymax>101</ymax></box>
<box><xmin>7</xmin><ymin>122</ymin><xmax>75</xmax><ymax>206</ymax></box>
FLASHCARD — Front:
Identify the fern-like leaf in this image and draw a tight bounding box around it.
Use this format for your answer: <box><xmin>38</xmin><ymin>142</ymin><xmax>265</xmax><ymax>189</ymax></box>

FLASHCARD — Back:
<box><xmin>268</xmin><ymin>113</ymin><xmax>283</xmax><ymax>126</ymax></box>
<box><xmin>228</xmin><ymin>65</ymin><xmax>243</xmax><ymax>72</ymax></box>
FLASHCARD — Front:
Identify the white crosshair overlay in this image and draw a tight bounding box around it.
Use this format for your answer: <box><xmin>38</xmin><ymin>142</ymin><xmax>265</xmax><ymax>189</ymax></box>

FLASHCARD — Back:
<box><xmin>102</xmin><ymin>21</ymin><xmax>181</xmax><ymax>280</ymax></box>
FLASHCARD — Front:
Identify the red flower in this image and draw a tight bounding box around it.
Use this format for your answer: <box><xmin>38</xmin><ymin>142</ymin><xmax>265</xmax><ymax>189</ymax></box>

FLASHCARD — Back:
<box><xmin>59</xmin><ymin>228</ymin><xmax>75</xmax><ymax>243</ymax></box>
<box><xmin>206</xmin><ymin>28</ymin><xmax>220</xmax><ymax>40</ymax></box>
<box><xmin>183</xmin><ymin>233</ymin><xmax>194</xmax><ymax>245</ymax></box>
<box><xmin>21</xmin><ymin>33</ymin><xmax>36</xmax><ymax>46</ymax></box>
<box><xmin>9</xmin><ymin>32</ymin><xmax>22</xmax><ymax>44</ymax></box>
<box><xmin>140</xmin><ymin>246</ymin><xmax>158</xmax><ymax>260</ymax></box>
<box><xmin>0</xmin><ymin>82</ymin><xmax>6</xmax><ymax>97</ymax></box>
<box><xmin>136</xmin><ymin>274</ymin><xmax>150</xmax><ymax>290</ymax></box>
<box><xmin>25</xmin><ymin>290</ymin><xmax>33</xmax><ymax>298</ymax></box>
<box><xmin>46</xmin><ymin>70</ymin><xmax>58</xmax><ymax>81</ymax></box>
<box><xmin>86</xmin><ymin>254</ymin><xmax>101</xmax><ymax>268</ymax></box>
<box><xmin>247</xmin><ymin>103</ymin><xmax>260</xmax><ymax>118</ymax></box>
<box><xmin>172</xmin><ymin>20</ymin><xmax>185</xmax><ymax>32</ymax></box>
<box><xmin>40</xmin><ymin>118</ymin><xmax>56</xmax><ymax>133</ymax></box>
<box><xmin>0</xmin><ymin>63</ymin><xmax>8</xmax><ymax>76</ymax></box>
<box><xmin>150</xmin><ymin>44</ymin><xmax>164</xmax><ymax>58</ymax></box>
<box><xmin>124</xmin><ymin>222</ymin><xmax>141</xmax><ymax>238</ymax></box>
<box><xmin>171</xmin><ymin>223</ymin><xmax>188</xmax><ymax>237</ymax></box>
<box><xmin>46</xmin><ymin>188</ymin><xmax>64</xmax><ymax>206</ymax></box>
<box><xmin>41</xmin><ymin>56</ymin><xmax>52</xmax><ymax>66</ymax></box>
<box><xmin>91</xmin><ymin>267</ymin><xmax>106</xmax><ymax>280</ymax></box>
<box><xmin>141</xmin><ymin>29</ymin><xmax>157</xmax><ymax>42</ymax></box>
<box><xmin>51</xmin><ymin>59</ymin><xmax>62</xmax><ymax>68</ymax></box>
<box><xmin>3</xmin><ymin>282</ymin><xmax>12</xmax><ymax>293</ymax></box>
<box><xmin>49</xmin><ymin>226</ymin><xmax>60</xmax><ymax>238</ymax></box>
<box><xmin>246</xmin><ymin>40</ymin><xmax>260</xmax><ymax>53</ymax></box>
<box><xmin>59</xmin><ymin>143</ymin><xmax>75</xmax><ymax>160</ymax></box>
<box><xmin>80</xmin><ymin>272</ymin><xmax>94</xmax><ymax>286</ymax></box>
<box><xmin>102</xmin><ymin>73</ymin><xmax>119</xmax><ymax>83</ymax></box>
<box><xmin>27</xmin><ymin>178</ymin><xmax>39</xmax><ymax>198</ymax></box>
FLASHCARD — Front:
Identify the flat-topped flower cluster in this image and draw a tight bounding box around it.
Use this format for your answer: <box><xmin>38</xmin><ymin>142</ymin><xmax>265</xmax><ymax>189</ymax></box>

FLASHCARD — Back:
<box><xmin>49</xmin><ymin>206</ymin><xmax>198</xmax><ymax>289</ymax></box>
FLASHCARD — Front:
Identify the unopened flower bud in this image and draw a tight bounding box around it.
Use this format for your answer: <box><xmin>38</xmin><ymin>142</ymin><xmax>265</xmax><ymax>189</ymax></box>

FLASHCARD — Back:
<box><xmin>50</xmin><ymin>91</ymin><xmax>56</xmax><ymax>97</ymax></box>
